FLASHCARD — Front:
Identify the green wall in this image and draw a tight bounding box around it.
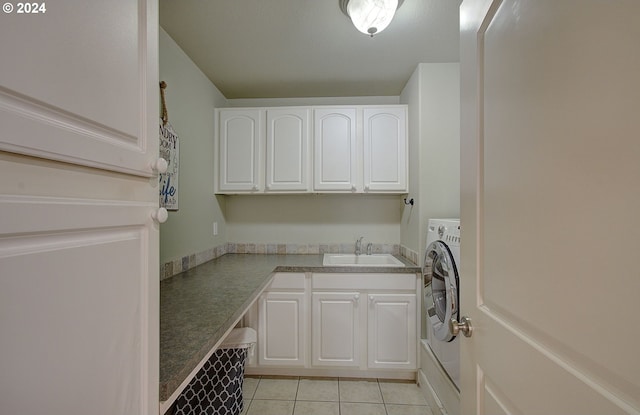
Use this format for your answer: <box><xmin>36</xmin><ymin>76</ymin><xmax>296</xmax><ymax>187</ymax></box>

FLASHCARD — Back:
<box><xmin>159</xmin><ymin>28</ymin><xmax>228</xmax><ymax>265</ymax></box>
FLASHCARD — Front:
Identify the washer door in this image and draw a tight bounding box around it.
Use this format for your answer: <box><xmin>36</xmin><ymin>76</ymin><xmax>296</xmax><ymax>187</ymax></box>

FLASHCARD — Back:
<box><xmin>424</xmin><ymin>240</ymin><xmax>459</xmax><ymax>342</ymax></box>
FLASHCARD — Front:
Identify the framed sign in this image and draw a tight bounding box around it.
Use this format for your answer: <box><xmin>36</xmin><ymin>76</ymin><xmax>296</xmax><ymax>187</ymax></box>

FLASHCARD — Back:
<box><xmin>159</xmin><ymin>119</ymin><xmax>179</xmax><ymax>210</ymax></box>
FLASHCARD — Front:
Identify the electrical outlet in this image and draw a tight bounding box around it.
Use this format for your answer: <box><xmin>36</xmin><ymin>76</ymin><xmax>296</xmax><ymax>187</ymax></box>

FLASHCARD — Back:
<box><xmin>213</xmin><ymin>222</ymin><xmax>218</xmax><ymax>236</ymax></box>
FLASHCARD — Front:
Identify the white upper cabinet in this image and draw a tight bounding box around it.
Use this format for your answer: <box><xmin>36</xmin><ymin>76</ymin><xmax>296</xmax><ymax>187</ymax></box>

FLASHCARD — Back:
<box><xmin>313</xmin><ymin>108</ymin><xmax>358</xmax><ymax>192</ymax></box>
<box><xmin>216</xmin><ymin>105</ymin><xmax>407</xmax><ymax>194</ymax></box>
<box><xmin>266</xmin><ymin>108</ymin><xmax>310</xmax><ymax>192</ymax></box>
<box><xmin>314</xmin><ymin>106</ymin><xmax>407</xmax><ymax>193</ymax></box>
<box><xmin>363</xmin><ymin>107</ymin><xmax>407</xmax><ymax>192</ymax></box>
<box><xmin>218</xmin><ymin>109</ymin><xmax>263</xmax><ymax>192</ymax></box>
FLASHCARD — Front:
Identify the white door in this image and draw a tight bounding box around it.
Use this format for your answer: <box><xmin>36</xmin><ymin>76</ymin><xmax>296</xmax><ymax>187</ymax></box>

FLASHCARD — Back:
<box><xmin>258</xmin><ymin>291</ymin><xmax>306</xmax><ymax>366</ymax></box>
<box><xmin>0</xmin><ymin>1</ymin><xmax>159</xmax><ymax>414</ymax></box>
<box><xmin>367</xmin><ymin>293</ymin><xmax>416</xmax><ymax>369</ymax></box>
<box><xmin>313</xmin><ymin>108</ymin><xmax>358</xmax><ymax>192</ymax></box>
<box><xmin>363</xmin><ymin>107</ymin><xmax>407</xmax><ymax>192</ymax></box>
<box><xmin>312</xmin><ymin>292</ymin><xmax>361</xmax><ymax>367</ymax></box>
<box><xmin>266</xmin><ymin>108</ymin><xmax>310</xmax><ymax>192</ymax></box>
<box><xmin>460</xmin><ymin>1</ymin><xmax>640</xmax><ymax>414</ymax></box>
<box><xmin>218</xmin><ymin>109</ymin><xmax>263</xmax><ymax>192</ymax></box>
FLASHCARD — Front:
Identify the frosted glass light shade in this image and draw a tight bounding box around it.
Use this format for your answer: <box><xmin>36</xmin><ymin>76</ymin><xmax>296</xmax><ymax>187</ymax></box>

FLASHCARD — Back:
<box><xmin>346</xmin><ymin>0</ymin><xmax>399</xmax><ymax>36</ymax></box>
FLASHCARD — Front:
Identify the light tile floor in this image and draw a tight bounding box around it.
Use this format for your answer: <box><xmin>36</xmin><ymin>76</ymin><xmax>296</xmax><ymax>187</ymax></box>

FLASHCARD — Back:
<box><xmin>242</xmin><ymin>376</ymin><xmax>434</xmax><ymax>415</ymax></box>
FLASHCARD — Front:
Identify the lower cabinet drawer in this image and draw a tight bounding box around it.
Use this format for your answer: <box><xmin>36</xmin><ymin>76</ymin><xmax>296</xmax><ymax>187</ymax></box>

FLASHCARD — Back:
<box><xmin>312</xmin><ymin>273</ymin><xmax>415</xmax><ymax>290</ymax></box>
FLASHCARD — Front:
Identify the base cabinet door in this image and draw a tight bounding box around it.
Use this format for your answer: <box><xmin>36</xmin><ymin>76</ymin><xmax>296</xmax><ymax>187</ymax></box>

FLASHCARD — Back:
<box><xmin>258</xmin><ymin>291</ymin><xmax>306</xmax><ymax>366</ymax></box>
<box><xmin>312</xmin><ymin>292</ymin><xmax>361</xmax><ymax>367</ymax></box>
<box><xmin>367</xmin><ymin>294</ymin><xmax>417</xmax><ymax>369</ymax></box>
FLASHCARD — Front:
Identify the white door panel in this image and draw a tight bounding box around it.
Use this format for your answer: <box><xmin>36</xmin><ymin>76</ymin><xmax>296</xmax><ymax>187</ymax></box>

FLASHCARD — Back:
<box><xmin>0</xmin><ymin>1</ymin><xmax>159</xmax><ymax>413</ymax></box>
<box><xmin>313</xmin><ymin>108</ymin><xmax>357</xmax><ymax>191</ymax></box>
<box><xmin>461</xmin><ymin>0</ymin><xmax>640</xmax><ymax>413</ymax></box>
<box><xmin>266</xmin><ymin>108</ymin><xmax>310</xmax><ymax>191</ymax></box>
<box><xmin>367</xmin><ymin>294</ymin><xmax>416</xmax><ymax>369</ymax></box>
<box><xmin>218</xmin><ymin>109</ymin><xmax>263</xmax><ymax>192</ymax></box>
<box><xmin>0</xmin><ymin>196</ymin><xmax>158</xmax><ymax>415</ymax></box>
<box><xmin>312</xmin><ymin>292</ymin><xmax>361</xmax><ymax>367</ymax></box>
<box><xmin>259</xmin><ymin>291</ymin><xmax>306</xmax><ymax>366</ymax></box>
<box><xmin>363</xmin><ymin>107</ymin><xmax>407</xmax><ymax>192</ymax></box>
<box><xmin>0</xmin><ymin>0</ymin><xmax>158</xmax><ymax>177</ymax></box>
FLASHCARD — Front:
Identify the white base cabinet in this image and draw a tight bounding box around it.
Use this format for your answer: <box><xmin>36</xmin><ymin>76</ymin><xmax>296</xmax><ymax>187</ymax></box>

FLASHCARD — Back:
<box><xmin>311</xmin><ymin>292</ymin><xmax>362</xmax><ymax>367</ymax></box>
<box><xmin>247</xmin><ymin>272</ymin><xmax>418</xmax><ymax>376</ymax></box>
<box><xmin>367</xmin><ymin>294</ymin><xmax>417</xmax><ymax>369</ymax></box>
<box><xmin>255</xmin><ymin>273</ymin><xmax>307</xmax><ymax>367</ymax></box>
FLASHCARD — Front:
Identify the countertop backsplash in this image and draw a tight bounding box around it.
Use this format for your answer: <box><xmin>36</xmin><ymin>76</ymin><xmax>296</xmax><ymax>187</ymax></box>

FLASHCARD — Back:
<box><xmin>161</xmin><ymin>242</ymin><xmax>420</xmax><ymax>281</ymax></box>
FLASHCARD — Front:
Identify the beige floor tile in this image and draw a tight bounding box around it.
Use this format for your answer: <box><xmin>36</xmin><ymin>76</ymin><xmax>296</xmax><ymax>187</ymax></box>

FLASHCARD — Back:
<box><xmin>386</xmin><ymin>403</ymin><xmax>434</xmax><ymax>415</ymax></box>
<box><xmin>253</xmin><ymin>377</ymin><xmax>299</xmax><ymax>400</ymax></box>
<box><xmin>339</xmin><ymin>378</ymin><xmax>383</xmax><ymax>403</ymax></box>
<box><xmin>243</xmin><ymin>376</ymin><xmax>260</xmax><ymax>399</ymax></box>
<box><xmin>246</xmin><ymin>399</ymin><xmax>295</xmax><ymax>415</ymax></box>
<box><xmin>240</xmin><ymin>400</ymin><xmax>250</xmax><ymax>415</ymax></box>
<box><xmin>379</xmin><ymin>381</ymin><xmax>428</xmax><ymax>405</ymax></box>
<box><xmin>297</xmin><ymin>378</ymin><xmax>339</xmax><ymax>402</ymax></box>
<box><xmin>340</xmin><ymin>402</ymin><xmax>387</xmax><ymax>415</ymax></box>
<box><xmin>293</xmin><ymin>401</ymin><xmax>340</xmax><ymax>415</ymax></box>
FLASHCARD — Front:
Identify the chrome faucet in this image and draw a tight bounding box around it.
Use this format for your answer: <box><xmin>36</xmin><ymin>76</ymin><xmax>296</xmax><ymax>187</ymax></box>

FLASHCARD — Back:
<box><xmin>366</xmin><ymin>242</ymin><xmax>373</xmax><ymax>255</ymax></box>
<box><xmin>355</xmin><ymin>236</ymin><xmax>364</xmax><ymax>255</ymax></box>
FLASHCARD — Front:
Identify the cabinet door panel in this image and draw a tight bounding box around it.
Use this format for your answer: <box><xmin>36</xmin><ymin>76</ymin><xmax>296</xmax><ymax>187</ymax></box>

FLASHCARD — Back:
<box><xmin>312</xmin><ymin>292</ymin><xmax>361</xmax><ymax>367</ymax></box>
<box><xmin>218</xmin><ymin>109</ymin><xmax>262</xmax><ymax>192</ymax></box>
<box><xmin>313</xmin><ymin>108</ymin><xmax>357</xmax><ymax>191</ymax></box>
<box><xmin>266</xmin><ymin>109</ymin><xmax>309</xmax><ymax>191</ymax></box>
<box><xmin>368</xmin><ymin>294</ymin><xmax>416</xmax><ymax>369</ymax></box>
<box><xmin>258</xmin><ymin>291</ymin><xmax>306</xmax><ymax>366</ymax></box>
<box><xmin>363</xmin><ymin>107</ymin><xmax>407</xmax><ymax>192</ymax></box>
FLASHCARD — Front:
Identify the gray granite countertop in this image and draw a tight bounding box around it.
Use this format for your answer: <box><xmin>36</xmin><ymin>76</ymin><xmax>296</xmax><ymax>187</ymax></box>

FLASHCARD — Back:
<box><xmin>160</xmin><ymin>253</ymin><xmax>419</xmax><ymax>403</ymax></box>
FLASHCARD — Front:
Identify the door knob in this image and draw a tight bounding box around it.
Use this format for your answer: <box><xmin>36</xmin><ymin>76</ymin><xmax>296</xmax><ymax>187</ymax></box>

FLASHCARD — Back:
<box><xmin>450</xmin><ymin>316</ymin><xmax>473</xmax><ymax>337</ymax></box>
<box><xmin>151</xmin><ymin>207</ymin><xmax>169</xmax><ymax>224</ymax></box>
<box><xmin>150</xmin><ymin>158</ymin><xmax>168</xmax><ymax>174</ymax></box>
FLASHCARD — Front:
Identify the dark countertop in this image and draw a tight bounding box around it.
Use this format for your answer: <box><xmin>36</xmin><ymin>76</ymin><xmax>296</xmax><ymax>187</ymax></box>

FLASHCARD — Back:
<box><xmin>159</xmin><ymin>253</ymin><xmax>420</xmax><ymax>403</ymax></box>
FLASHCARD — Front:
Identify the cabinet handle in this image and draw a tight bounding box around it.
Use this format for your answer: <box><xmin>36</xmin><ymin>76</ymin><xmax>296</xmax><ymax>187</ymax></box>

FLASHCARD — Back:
<box><xmin>364</xmin><ymin>185</ymin><xmax>370</xmax><ymax>192</ymax></box>
<box><xmin>151</xmin><ymin>207</ymin><xmax>168</xmax><ymax>224</ymax></box>
<box><xmin>353</xmin><ymin>294</ymin><xmax>360</xmax><ymax>303</ymax></box>
<box><xmin>252</xmin><ymin>184</ymin><xmax>259</xmax><ymax>191</ymax></box>
<box><xmin>150</xmin><ymin>158</ymin><xmax>168</xmax><ymax>174</ymax></box>
<box><xmin>351</xmin><ymin>185</ymin><xmax>357</xmax><ymax>192</ymax></box>
<box><xmin>369</xmin><ymin>296</ymin><xmax>375</xmax><ymax>304</ymax></box>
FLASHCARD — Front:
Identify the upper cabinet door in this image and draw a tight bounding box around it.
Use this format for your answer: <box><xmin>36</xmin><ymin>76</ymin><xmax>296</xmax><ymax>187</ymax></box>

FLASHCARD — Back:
<box><xmin>313</xmin><ymin>108</ymin><xmax>358</xmax><ymax>192</ymax></box>
<box><xmin>363</xmin><ymin>107</ymin><xmax>407</xmax><ymax>192</ymax></box>
<box><xmin>266</xmin><ymin>108</ymin><xmax>310</xmax><ymax>192</ymax></box>
<box><xmin>0</xmin><ymin>0</ymin><xmax>158</xmax><ymax>177</ymax></box>
<box><xmin>218</xmin><ymin>109</ymin><xmax>263</xmax><ymax>192</ymax></box>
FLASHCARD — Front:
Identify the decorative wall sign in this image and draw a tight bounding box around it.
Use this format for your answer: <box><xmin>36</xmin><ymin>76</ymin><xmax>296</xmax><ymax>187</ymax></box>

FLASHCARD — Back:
<box><xmin>159</xmin><ymin>119</ymin><xmax>179</xmax><ymax>210</ymax></box>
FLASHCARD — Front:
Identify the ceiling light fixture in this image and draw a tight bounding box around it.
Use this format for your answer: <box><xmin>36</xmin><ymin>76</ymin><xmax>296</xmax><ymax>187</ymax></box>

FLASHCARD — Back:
<box><xmin>339</xmin><ymin>0</ymin><xmax>404</xmax><ymax>37</ymax></box>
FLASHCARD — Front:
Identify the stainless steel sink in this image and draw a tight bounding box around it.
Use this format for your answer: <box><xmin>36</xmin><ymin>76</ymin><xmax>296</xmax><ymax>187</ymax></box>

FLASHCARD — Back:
<box><xmin>322</xmin><ymin>253</ymin><xmax>405</xmax><ymax>267</ymax></box>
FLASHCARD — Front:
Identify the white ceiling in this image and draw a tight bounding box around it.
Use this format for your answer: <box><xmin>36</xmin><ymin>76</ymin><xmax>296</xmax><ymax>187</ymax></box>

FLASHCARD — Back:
<box><xmin>159</xmin><ymin>0</ymin><xmax>460</xmax><ymax>99</ymax></box>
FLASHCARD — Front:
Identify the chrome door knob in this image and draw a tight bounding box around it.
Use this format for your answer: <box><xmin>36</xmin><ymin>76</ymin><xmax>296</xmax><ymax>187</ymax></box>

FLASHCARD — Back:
<box><xmin>450</xmin><ymin>316</ymin><xmax>473</xmax><ymax>337</ymax></box>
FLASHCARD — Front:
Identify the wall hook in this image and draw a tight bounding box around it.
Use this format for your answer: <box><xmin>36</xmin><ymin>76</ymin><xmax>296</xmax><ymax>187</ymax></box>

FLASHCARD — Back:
<box><xmin>404</xmin><ymin>197</ymin><xmax>414</xmax><ymax>206</ymax></box>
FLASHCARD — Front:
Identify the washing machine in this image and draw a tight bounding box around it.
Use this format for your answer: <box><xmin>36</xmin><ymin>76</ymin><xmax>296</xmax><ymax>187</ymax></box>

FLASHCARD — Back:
<box><xmin>423</xmin><ymin>218</ymin><xmax>460</xmax><ymax>390</ymax></box>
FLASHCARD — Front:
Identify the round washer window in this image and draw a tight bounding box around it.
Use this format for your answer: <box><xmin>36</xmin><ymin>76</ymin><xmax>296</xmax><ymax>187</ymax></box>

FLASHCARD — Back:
<box><xmin>423</xmin><ymin>240</ymin><xmax>459</xmax><ymax>342</ymax></box>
